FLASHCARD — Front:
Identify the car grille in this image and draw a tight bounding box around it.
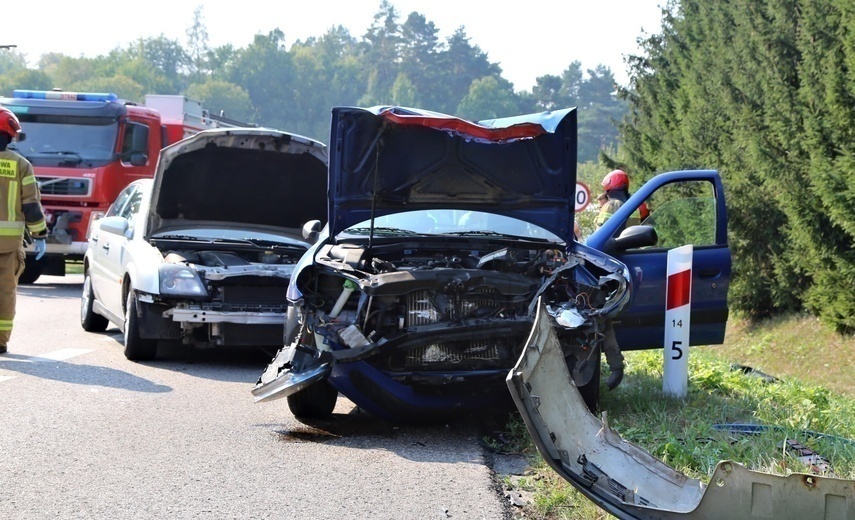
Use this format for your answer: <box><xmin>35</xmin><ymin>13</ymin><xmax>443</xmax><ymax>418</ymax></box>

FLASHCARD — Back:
<box><xmin>37</xmin><ymin>176</ymin><xmax>92</xmax><ymax>197</ymax></box>
<box><xmin>199</xmin><ymin>284</ymin><xmax>288</xmax><ymax>312</ymax></box>
<box><xmin>393</xmin><ymin>287</ymin><xmax>520</xmax><ymax>370</ymax></box>
<box><xmin>221</xmin><ymin>285</ymin><xmax>286</xmax><ymax>305</ymax></box>
<box><xmin>405</xmin><ymin>340</ymin><xmax>501</xmax><ymax>367</ymax></box>
<box><xmin>405</xmin><ymin>286</ymin><xmax>499</xmax><ymax>325</ymax></box>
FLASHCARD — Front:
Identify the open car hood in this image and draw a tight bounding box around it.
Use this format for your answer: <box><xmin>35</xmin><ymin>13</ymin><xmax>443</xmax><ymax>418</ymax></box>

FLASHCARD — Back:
<box><xmin>328</xmin><ymin>106</ymin><xmax>577</xmax><ymax>240</ymax></box>
<box><xmin>507</xmin><ymin>301</ymin><xmax>855</xmax><ymax>519</ymax></box>
<box><xmin>147</xmin><ymin>128</ymin><xmax>328</xmax><ymax>239</ymax></box>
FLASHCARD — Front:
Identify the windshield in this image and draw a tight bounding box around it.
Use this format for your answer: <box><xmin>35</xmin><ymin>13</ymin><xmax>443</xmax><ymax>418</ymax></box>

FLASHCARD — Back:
<box><xmin>10</xmin><ymin>114</ymin><xmax>119</xmax><ymax>166</ymax></box>
<box><xmin>342</xmin><ymin>210</ymin><xmax>563</xmax><ymax>242</ymax></box>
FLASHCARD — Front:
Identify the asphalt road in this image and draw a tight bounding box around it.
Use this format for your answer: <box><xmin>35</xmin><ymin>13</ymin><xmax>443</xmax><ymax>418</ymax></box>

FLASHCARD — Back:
<box><xmin>0</xmin><ymin>274</ymin><xmax>515</xmax><ymax>519</ymax></box>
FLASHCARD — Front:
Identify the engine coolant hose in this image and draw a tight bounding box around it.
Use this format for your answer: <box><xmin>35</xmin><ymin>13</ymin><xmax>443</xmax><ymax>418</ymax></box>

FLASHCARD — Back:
<box><xmin>330</xmin><ymin>279</ymin><xmax>358</xmax><ymax>318</ymax></box>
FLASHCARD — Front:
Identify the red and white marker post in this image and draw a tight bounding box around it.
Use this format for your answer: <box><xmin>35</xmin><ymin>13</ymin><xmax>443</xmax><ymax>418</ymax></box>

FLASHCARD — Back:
<box><xmin>663</xmin><ymin>244</ymin><xmax>693</xmax><ymax>398</ymax></box>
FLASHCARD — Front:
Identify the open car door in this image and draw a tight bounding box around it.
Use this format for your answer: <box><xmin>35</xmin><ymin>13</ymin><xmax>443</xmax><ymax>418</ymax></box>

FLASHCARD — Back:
<box><xmin>585</xmin><ymin>170</ymin><xmax>731</xmax><ymax>350</ymax></box>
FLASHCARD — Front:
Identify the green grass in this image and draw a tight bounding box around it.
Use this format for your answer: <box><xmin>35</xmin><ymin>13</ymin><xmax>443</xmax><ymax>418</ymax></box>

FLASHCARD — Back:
<box><xmin>498</xmin><ymin>314</ymin><xmax>855</xmax><ymax>519</ymax></box>
<box><xmin>707</xmin><ymin>313</ymin><xmax>854</xmax><ymax>396</ymax></box>
<box><xmin>66</xmin><ymin>261</ymin><xmax>83</xmax><ymax>275</ymax></box>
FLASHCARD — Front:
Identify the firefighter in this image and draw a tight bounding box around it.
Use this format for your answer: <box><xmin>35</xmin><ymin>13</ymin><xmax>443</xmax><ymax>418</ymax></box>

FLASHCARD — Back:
<box><xmin>593</xmin><ymin>169</ymin><xmax>639</xmax><ymax>390</ymax></box>
<box><xmin>0</xmin><ymin>107</ymin><xmax>47</xmax><ymax>354</ymax></box>
<box><xmin>595</xmin><ymin>169</ymin><xmax>651</xmax><ymax>231</ymax></box>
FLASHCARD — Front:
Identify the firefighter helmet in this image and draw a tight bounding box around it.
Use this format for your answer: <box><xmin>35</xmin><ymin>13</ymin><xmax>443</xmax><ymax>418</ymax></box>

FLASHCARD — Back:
<box><xmin>602</xmin><ymin>169</ymin><xmax>630</xmax><ymax>191</ymax></box>
<box><xmin>0</xmin><ymin>107</ymin><xmax>23</xmax><ymax>139</ymax></box>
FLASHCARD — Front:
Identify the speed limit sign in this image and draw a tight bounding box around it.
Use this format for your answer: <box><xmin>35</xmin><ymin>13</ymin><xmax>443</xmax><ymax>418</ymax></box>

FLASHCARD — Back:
<box><xmin>575</xmin><ymin>182</ymin><xmax>591</xmax><ymax>212</ymax></box>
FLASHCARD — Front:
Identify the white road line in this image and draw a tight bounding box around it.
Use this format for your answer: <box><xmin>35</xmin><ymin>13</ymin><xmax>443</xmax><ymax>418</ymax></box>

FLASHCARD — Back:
<box><xmin>0</xmin><ymin>375</ymin><xmax>15</xmax><ymax>383</ymax></box>
<box><xmin>30</xmin><ymin>348</ymin><xmax>94</xmax><ymax>362</ymax></box>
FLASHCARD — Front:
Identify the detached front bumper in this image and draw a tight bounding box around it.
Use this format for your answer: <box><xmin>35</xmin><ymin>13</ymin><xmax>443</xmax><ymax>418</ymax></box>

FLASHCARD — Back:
<box><xmin>507</xmin><ymin>300</ymin><xmax>855</xmax><ymax>519</ymax></box>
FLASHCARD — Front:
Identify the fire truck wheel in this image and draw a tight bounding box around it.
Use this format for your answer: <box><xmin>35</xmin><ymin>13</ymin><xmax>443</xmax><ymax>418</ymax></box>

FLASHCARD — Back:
<box><xmin>124</xmin><ymin>292</ymin><xmax>157</xmax><ymax>361</ymax></box>
<box><xmin>18</xmin><ymin>257</ymin><xmax>43</xmax><ymax>285</ymax></box>
<box><xmin>81</xmin><ymin>271</ymin><xmax>109</xmax><ymax>332</ymax></box>
<box><xmin>287</xmin><ymin>380</ymin><xmax>339</xmax><ymax>419</ymax></box>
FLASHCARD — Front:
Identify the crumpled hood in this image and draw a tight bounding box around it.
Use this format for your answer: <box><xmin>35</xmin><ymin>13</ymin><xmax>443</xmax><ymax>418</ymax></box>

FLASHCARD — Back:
<box><xmin>147</xmin><ymin>128</ymin><xmax>328</xmax><ymax>239</ymax></box>
<box><xmin>328</xmin><ymin>106</ymin><xmax>577</xmax><ymax>240</ymax></box>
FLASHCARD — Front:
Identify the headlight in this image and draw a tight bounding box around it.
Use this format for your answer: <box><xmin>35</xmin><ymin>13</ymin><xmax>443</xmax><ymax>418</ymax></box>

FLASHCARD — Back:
<box><xmin>158</xmin><ymin>264</ymin><xmax>207</xmax><ymax>297</ymax></box>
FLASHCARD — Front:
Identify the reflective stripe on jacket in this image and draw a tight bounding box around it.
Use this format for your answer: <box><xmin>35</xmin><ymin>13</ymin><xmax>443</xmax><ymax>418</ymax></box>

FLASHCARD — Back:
<box><xmin>0</xmin><ymin>150</ymin><xmax>46</xmax><ymax>253</ymax></box>
<box><xmin>595</xmin><ymin>199</ymin><xmax>644</xmax><ymax>230</ymax></box>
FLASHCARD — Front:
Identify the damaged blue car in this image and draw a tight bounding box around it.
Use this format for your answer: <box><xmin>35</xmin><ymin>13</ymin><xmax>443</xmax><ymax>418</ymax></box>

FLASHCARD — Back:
<box><xmin>252</xmin><ymin>105</ymin><xmax>731</xmax><ymax>423</ymax></box>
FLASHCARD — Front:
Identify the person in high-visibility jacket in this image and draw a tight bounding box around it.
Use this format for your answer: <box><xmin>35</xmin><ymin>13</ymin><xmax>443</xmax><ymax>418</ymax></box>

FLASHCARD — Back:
<box><xmin>0</xmin><ymin>107</ymin><xmax>47</xmax><ymax>354</ymax></box>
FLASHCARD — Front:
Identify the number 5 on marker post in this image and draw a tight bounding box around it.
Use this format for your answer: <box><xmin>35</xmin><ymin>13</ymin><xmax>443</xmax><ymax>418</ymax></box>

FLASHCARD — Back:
<box><xmin>663</xmin><ymin>244</ymin><xmax>693</xmax><ymax>397</ymax></box>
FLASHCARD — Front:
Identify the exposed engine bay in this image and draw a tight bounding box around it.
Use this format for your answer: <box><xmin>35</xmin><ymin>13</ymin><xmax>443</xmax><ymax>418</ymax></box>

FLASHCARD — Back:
<box><xmin>149</xmin><ymin>246</ymin><xmax>302</xmax><ymax>347</ymax></box>
<box><xmin>273</xmin><ymin>240</ymin><xmax>629</xmax><ymax>383</ymax></box>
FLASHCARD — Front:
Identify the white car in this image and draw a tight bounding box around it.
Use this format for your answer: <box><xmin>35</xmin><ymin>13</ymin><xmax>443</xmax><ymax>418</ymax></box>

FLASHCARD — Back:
<box><xmin>80</xmin><ymin>128</ymin><xmax>328</xmax><ymax>360</ymax></box>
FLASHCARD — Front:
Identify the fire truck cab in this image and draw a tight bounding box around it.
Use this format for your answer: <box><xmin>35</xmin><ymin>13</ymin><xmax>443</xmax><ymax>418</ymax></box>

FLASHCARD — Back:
<box><xmin>0</xmin><ymin>90</ymin><xmax>243</xmax><ymax>283</ymax></box>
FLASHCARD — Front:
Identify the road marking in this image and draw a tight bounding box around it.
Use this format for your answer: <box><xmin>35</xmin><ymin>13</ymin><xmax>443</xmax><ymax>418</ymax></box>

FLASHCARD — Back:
<box><xmin>0</xmin><ymin>375</ymin><xmax>15</xmax><ymax>383</ymax></box>
<box><xmin>30</xmin><ymin>348</ymin><xmax>94</xmax><ymax>362</ymax></box>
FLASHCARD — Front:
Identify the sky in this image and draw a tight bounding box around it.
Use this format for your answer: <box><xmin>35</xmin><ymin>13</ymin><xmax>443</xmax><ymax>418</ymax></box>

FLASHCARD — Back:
<box><xmin>4</xmin><ymin>0</ymin><xmax>667</xmax><ymax>92</ymax></box>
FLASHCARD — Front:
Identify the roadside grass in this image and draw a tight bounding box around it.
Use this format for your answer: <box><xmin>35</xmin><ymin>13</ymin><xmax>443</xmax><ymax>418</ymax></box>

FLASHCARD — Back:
<box><xmin>498</xmin><ymin>314</ymin><xmax>855</xmax><ymax>519</ymax></box>
<box><xmin>707</xmin><ymin>313</ymin><xmax>854</xmax><ymax>397</ymax></box>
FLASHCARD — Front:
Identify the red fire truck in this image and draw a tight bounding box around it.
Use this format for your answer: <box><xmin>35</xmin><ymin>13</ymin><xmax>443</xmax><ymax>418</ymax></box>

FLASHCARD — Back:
<box><xmin>0</xmin><ymin>90</ymin><xmax>246</xmax><ymax>283</ymax></box>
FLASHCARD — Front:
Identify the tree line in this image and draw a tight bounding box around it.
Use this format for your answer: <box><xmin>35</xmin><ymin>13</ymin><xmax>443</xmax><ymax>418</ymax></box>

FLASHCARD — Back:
<box><xmin>0</xmin><ymin>2</ymin><xmax>625</xmax><ymax>163</ymax></box>
<box><xmin>614</xmin><ymin>0</ymin><xmax>855</xmax><ymax>332</ymax></box>
<box><xmin>5</xmin><ymin>1</ymin><xmax>849</xmax><ymax>331</ymax></box>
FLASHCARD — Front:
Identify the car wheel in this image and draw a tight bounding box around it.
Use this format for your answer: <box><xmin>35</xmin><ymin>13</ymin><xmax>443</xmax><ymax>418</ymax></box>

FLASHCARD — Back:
<box><xmin>565</xmin><ymin>347</ymin><xmax>601</xmax><ymax>414</ymax></box>
<box><xmin>18</xmin><ymin>257</ymin><xmax>43</xmax><ymax>285</ymax></box>
<box><xmin>124</xmin><ymin>292</ymin><xmax>157</xmax><ymax>361</ymax></box>
<box><xmin>287</xmin><ymin>379</ymin><xmax>338</xmax><ymax>419</ymax></box>
<box><xmin>577</xmin><ymin>357</ymin><xmax>601</xmax><ymax>414</ymax></box>
<box><xmin>80</xmin><ymin>271</ymin><xmax>109</xmax><ymax>332</ymax></box>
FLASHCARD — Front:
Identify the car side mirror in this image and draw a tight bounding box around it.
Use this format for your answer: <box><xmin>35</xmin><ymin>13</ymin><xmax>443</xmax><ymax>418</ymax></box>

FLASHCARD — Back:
<box><xmin>129</xmin><ymin>152</ymin><xmax>147</xmax><ymax>166</ymax></box>
<box><xmin>99</xmin><ymin>216</ymin><xmax>130</xmax><ymax>237</ymax></box>
<box><xmin>613</xmin><ymin>225</ymin><xmax>658</xmax><ymax>251</ymax></box>
<box><xmin>302</xmin><ymin>220</ymin><xmax>322</xmax><ymax>242</ymax></box>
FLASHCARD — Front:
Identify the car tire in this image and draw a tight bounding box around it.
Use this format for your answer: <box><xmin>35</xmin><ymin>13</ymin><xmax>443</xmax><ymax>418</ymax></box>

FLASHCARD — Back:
<box><xmin>80</xmin><ymin>271</ymin><xmax>109</xmax><ymax>332</ymax></box>
<box><xmin>18</xmin><ymin>257</ymin><xmax>43</xmax><ymax>285</ymax></box>
<box><xmin>287</xmin><ymin>380</ymin><xmax>338</xmax><ymax>419</ymax></box>
<box><xmin>124</xmin><ymin>292</ymin><xmax>157</xmax><ymax>361</ymax></box>
<box><xmin>577</xmin><ymin>357</ymin><xmax>601</xmax><ymax>414</ymax></box>
<box><xmin>565</xmin><ymin>347</ymin><xmax>602</xmax><ymax>414</ymax></box>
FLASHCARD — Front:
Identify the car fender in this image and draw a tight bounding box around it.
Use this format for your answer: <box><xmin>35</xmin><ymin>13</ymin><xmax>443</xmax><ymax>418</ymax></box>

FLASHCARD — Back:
<box><xmin>286</xmin><ymin>228</ymin><xmax>329</xmax><ymax>303</ymax></box>
<box><xmin>123</xmin><ymin>240</ymin><xmax>164</xmax><ymax>296</ymax></box>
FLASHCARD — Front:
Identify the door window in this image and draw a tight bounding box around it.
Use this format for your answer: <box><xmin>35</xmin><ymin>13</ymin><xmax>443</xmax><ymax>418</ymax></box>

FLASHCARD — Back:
<box><xmin>121</xmin><ymin>122</ymin><xmax>149</xmax><ymax>162</ymax></box>
<box><xmin>628</xmin><ymin>180</ymin><xmax>717</xmax><ymax>250</ymax></box>
<box><xmin>118</xmin><ymin>188</ymin><xmax>144</xmax><ymax>236</ymax></box>
<box><xmin>105</xmin><ymin>185</ymin><xmax>137</xmax><ymax>218</ymax></box>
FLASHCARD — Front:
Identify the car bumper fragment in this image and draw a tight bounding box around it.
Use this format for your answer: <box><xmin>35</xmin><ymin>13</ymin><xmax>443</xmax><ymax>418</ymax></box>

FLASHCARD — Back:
<box><xmin>252</xmin><ymin>345</ymin><xmax>333</xmax><ymax>403</ymax></box>
<box><xmin>506</xmin><ymin>300</ymin><xmax>855</xmax><ymax>519</ymax></box>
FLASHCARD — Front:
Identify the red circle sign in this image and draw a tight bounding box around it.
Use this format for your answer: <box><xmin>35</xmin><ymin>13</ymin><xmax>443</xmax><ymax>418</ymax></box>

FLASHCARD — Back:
<box><xmin>575</xmin><ymin>182</ymin><xmax>591</xmax><ymax>212</ymax></box>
